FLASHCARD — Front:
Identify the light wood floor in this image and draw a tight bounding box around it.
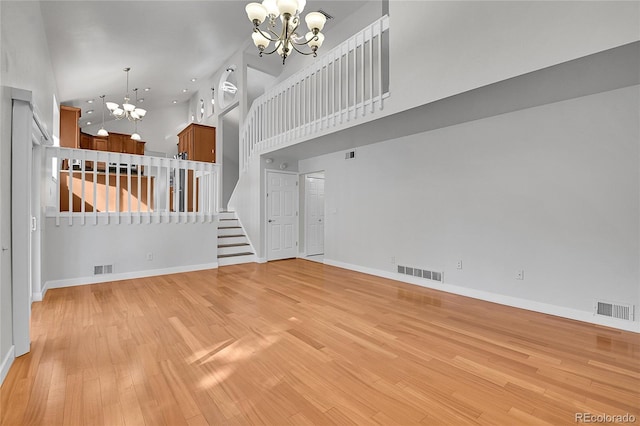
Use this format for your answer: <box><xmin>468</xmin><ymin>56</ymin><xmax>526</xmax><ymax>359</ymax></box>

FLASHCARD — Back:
<box><xmin>1</xmin><ymin>259</ymin><xmax>638</xmax><ymax>425</ymax></box>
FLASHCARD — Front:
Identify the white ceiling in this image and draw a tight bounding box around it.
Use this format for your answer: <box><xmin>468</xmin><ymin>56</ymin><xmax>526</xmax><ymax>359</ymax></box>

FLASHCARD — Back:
<box><xmin>40</xmin><ymin>0</ymin><xmax>370</xmax><ymax>124</ymax></box>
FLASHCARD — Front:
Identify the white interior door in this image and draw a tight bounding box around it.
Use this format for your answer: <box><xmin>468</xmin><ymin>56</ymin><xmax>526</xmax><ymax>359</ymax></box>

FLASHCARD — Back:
<box><xmin>267</xmin><ymin>171</ymin><xmax>298</xmax><ymax>261</ymax></box>
<box><xmin>305</xmin><ymin>176</ymin><xmax>325</xmax><ymax>256</ymax></box>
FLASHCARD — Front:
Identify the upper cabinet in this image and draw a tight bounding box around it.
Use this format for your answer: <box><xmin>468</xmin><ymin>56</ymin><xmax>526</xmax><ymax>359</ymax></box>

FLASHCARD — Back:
<box><xmin>60</xmin><ymin>105</ymin><xmax>81</xmax><ymax>148</ymax></box>
<box><xmin>79</xmin><ymin>131</ymin><xmax>145</xmax><ymax>155</ymax></box>
<box><xmin>177</xmin><ymin>123</ymin><xmax>216</xmax><ymax>163</ymax></box>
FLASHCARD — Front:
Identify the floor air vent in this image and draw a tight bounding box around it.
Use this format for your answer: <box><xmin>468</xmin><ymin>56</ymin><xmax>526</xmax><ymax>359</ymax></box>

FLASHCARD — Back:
<box><xmin>397</xmin><ymin>265</ymin><xmax>443</xmax><ymax>283</ymax></box>
<box><xmin>595</xmin><ymin>301</ymin><xmax>634</xmax><ymax>321</ymax></box>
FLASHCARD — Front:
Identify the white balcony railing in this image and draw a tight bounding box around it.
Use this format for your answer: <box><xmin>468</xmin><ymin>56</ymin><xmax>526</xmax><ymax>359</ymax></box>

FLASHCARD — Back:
<box><xmin>45</xmin><ymin>146</ymin><xmax>220</xmax><ymax>226</ymax></box>
<box><xmin>241</xmin><ymin>15</ymin><xmax>390</xmax><ymax>171</ymax></box>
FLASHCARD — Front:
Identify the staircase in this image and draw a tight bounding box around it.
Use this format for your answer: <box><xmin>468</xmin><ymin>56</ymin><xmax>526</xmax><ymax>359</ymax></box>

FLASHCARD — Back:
<box><xmin>217</xmin><ymin>211</ymin><xmax>256</xmax><ymax>266</ymax></box>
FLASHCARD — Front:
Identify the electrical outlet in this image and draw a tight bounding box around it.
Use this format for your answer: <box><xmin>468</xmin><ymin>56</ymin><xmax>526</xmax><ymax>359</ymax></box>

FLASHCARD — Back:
<box><xmin>456</xmin><ymin>260</ymin><xmax>463</xmax><ymax>270</ymax></box>
<box><xmin>146</xmin><ymin>252</ymin><xmax>153</xmax><ymax>261</ymax></box>
<box><xmin>391</xmin><ymin>256</ymin><xmax>396</xmax><ymax>265</ymax></box>
<box><xmin>516</xmin><ymin>269</ymin><xmax>524</xmax><ymax>280</ymax></box>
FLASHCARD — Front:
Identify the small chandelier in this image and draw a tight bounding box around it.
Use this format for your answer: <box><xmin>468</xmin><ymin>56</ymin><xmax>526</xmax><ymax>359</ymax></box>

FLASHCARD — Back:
<box><xmin>106</xmin><ymin>67</ymin><xmax>147</xmax><ymax>121</ymax></box>
<box><xmin>245</xmin><ymin>0</ymin><xmax>327</xmax><ymax>64</ymax></box>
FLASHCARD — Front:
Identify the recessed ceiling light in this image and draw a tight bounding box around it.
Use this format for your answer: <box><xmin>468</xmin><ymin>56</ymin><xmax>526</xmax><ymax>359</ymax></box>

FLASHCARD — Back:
<box><xmin>87</xmin><ymin>99</ymin><xmax>94</xmax><ymax>104</ymax></box>
<box><xmin>144</xmin><ymin>87</ymin><xmax>151</xmax><ymax>92</ymax></box>
<box><xmin>182</xmin><ymin>88</ymin><xmax>188</xmax><ymax>93</ymax></box>
<box><xmin>86</xmin><ymin>121</ymin><xmax>92</xmax><ymax>125</ymax></box>
<box><xmin>172</xmin><ymin>100</ymin><xmax>178</xmax><ymax>104</ymax></box>
<box><xmin>86</xmin><ymin>110</ymin><xmax>94</xmax><ymax>114</ymax></box>
<box><xmin>190</xmin><ymin>78</ymin><xmax>197</xmax><ymax>82</ymax></box>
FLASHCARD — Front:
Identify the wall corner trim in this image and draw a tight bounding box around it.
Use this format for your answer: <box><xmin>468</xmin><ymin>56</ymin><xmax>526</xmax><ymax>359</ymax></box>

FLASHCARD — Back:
<box><xmin>324</xmin><ymin>259</ymin><xmax>640</xmax><ymax>334</ymax></box>
<box><xmin>0</xmin><ymin>345</ymin><xmax>16</xmax><ymax>386</ymax></box>
<box><xmin>32</xmin><ymin>282</ymin><xmax>49</xmax><ymax>302</ymax></box>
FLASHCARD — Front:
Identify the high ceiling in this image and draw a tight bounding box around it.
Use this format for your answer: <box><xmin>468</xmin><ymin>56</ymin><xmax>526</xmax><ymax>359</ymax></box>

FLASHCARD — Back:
<box><xmin>39</xmin><ymin>1</ymin><xmax>370</xmax><ymax>123</ymax></box>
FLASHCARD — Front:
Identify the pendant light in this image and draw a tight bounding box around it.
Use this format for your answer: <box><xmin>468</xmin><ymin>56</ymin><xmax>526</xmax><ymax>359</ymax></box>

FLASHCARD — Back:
<box><xmin>130</xmin><ymin>88</ymin><xmax>142</xmax><ymax>140</ymax></box>
<box><xmin>97</xmin><ymin>95</ymin><xmax>109</xmax><ymax>137</ymax></box>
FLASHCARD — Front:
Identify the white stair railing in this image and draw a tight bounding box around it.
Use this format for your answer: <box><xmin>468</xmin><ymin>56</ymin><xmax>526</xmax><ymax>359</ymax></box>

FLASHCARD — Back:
<box><xmin>241</xmin><ymin>15</ymin><xmax>390</xmax><ymax>171</ymax></box>
<box><xmin>45</xmin><ymin>146</ymin><xmax>220</xmax><ymax>226</ymax></box>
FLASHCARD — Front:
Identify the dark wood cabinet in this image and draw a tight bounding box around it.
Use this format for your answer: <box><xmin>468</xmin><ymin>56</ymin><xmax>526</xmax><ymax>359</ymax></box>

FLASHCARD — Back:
<box><xmin>108</xmin><ymin>133</ymin><xmax>124</xmax><ymax>153</ymax></box>
<box><xmin>80</xmin><ymin>132</ymin><xmax>93</xmax><ymax>149</ymax></box>
<box><xmin>92</xmin><ymin>136</ymin><xmax>108</xmax><ymax>152</ymax></box>
<box><xmin>175</xmin><ymin>124</ymin><xmax>215</xmax><ymax>212</ymax></box>
<box><xmin>60</xmin><ymin>105</ymin><xmax>81</xmax><ymax>148</ymax></box>
<box><xmin>81</xmin><ymin>132</ymin><xmax>145</xmax><ymax>171</ymax></box>
<box><xmin>177</xmin><ymin>123</ymin><xmax>215</xmax><ymax>163</ymax></box>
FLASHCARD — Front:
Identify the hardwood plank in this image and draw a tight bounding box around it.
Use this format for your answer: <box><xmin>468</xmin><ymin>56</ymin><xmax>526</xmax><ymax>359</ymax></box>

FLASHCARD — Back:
<box><xmin>1</xmin><ymin>259</ymin><xmax>638</xmax><ymax>425</ymax></box>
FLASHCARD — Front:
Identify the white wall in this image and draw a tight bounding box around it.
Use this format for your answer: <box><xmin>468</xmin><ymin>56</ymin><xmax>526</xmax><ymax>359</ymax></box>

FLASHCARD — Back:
<box><xmin>0</xmin><ymin>1</ymin><xmax>58</xmax><ymax>134</ymax></box>
<box><xmin>384</xmin><ymin>1</ymin><xmax>639</xmax><ymax>117</ymax></box>
<box><xmin>43</xmin><ymin>219</ymin><xmax>218</xmax><ymax>289</ymax></box>
<box><xmin>0</xmin><ymin>0</ymin><xmax>60</xmax><ymax>382</ymax></box>
<box><xmin>299</xmin><ymin>85</ymin><xmax>639</xmax><ymax>331</ymax></box>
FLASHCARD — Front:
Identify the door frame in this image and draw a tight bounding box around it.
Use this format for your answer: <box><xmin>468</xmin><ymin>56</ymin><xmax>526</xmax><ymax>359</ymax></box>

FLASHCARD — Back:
<box><xmin>264</xmin><ymin>169</ymin><xmax>299</xmax><ymax>261</ymax></box>
<box><xmin>302</xmin><ymin>172</ymin><xmax>325</xmax><ymax>257</ymax></box>
<box><xmin>10</xmin><ymin>91</ymin><xmax>34</xmax><ymax>357</ymax></box>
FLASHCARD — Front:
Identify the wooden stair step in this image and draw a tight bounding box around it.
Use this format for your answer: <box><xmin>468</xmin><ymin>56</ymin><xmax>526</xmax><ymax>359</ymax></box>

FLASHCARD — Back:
<box><xmin>219</xmin><ymin>226</ymin><xmax>242</xmax><ymax>229</ymax></box>
<box><xmin>218</xmin><ymin>234</ymin><xmax>245</xmax><ymax>239</ymax></box>
<box><xmin>218</xmin><ymin>243</ymin><xmax>250</xmax><ymax>248</ymax></box>
<box><xmin>218</xmin><ymin>252</ymin><xmax>254</xmax><ymax>258</ymax></box>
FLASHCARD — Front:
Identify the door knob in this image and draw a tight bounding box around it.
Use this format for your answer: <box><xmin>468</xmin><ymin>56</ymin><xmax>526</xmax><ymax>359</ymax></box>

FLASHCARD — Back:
<box><xmin>268</xmin><ymin>219</ymin><xmax>273</xmax><ymax>223</ymax></box>
<box><xmin>1</xmin><ymin>247</ymin><xmax>8</xmax><ymax>252</ymax></box>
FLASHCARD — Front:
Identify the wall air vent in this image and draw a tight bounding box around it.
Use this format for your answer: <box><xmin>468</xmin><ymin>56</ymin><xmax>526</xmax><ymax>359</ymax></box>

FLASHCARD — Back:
<box><xmin>595</xmin><ymin>301</ymin><xmax>634</xmax><ymax>321</ymax></box>
<box><xmin>94</xmin><ymin>264</ymin><xmax>114</xmax><ymax>275</ymax></box>
<box><xmin>345</xmin><ymin>150</ymin><xmax>356</xmax><ymax>160</ymax></box>
<box><xmin>397</xmin><ymin>265</ymin><xmax>443</xmax><ymax>283</ymax></box>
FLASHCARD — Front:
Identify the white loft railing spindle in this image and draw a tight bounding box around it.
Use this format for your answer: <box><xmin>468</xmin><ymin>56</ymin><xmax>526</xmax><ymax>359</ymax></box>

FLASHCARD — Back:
<box><xmin>45</xmin><ymin>147</ymin><xmax>219</xmax><ymax>226</ymax></box>
<box><xmin>239</xmin><ymin>15</ymin><xmax>390</xmax><ymax>172</ymax></box>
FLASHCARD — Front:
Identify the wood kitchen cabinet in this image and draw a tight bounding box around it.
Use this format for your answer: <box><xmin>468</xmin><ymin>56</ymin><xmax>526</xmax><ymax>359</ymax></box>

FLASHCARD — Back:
<box><xmin>60</xmin><ymin>105</ymin><xmax>81</xmax><ymax>148</ymax></box>
<box><xmin>175</xmin><ymin>124</ymin><xmax>215</xmax><ymax>212</ymax></box>
<box><xmin>177</xmin><ymin>123</ymin><xmax>216</xmax><ymax>163</ymax></box>
<box><xmin>92</xmin><ymin>136</ymin><xmax>108</xmax><ymax>152</ymax></box>
<box><xmin>108</xmin><ymin>133</ymin><xmax>124</xmax><ymax>153</ymax></box>
<box><xmin>88</xmin><ymin>132</ymin><xmax>145</xmax><ymax>171</ymax></box>
<box><xmin>80</xmin><ymin>132</ymin><xmax>93</xmax><ymax>149</ymax></box>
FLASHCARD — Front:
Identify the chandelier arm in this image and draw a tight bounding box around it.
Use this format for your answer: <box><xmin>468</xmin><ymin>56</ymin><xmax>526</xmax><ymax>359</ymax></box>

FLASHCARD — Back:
<box><xmin>262</xmin><ymin>40</ymin><xmax>284</xmax><ymax>56</ymax></box>
<box><xmin>291</xmin><ymin>34</ymin><xmax>318</xmax><ymax>46</ymax></box>
<box><xmin>290</xmin><ymin>43</ymin><xmax>316</xmax><ymax>56</ymax></box>
<box><xmin>254</xmin><ymin>25</ymin><xmax>282</xmax><ymax>43</ymax></box>
<box><xmin>289</xmin><ymin>16</ymin><xmax>301</xmax><ymax>37</ymax></box>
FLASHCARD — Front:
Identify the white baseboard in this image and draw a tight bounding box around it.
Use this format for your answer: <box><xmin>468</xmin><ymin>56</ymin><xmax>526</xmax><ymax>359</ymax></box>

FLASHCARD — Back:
<box><xmin>0</xmin><ymin>345</ymin><xmax>15</xmax><ymax>386</ymax></box>
<box><xmin>32</xmin><ymin>282</ymin><xmax>49</xmax><ymax>302</ymax></box>
<box><xmin>324</xmin><ymin>259</ymin><xmax>640</xmax><ymax>334</ymax></box>
<box><xmin>45</xmin><ymin>262</ymin><xmax>219</xmax><ymax>291</ymax></box>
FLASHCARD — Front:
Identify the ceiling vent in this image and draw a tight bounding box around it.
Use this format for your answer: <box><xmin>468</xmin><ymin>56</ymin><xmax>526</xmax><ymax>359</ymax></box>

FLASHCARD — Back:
<box><xmin>318</xmin><ymin>9</ymin><xmax>334</xmax><ymax>20</ymax></box>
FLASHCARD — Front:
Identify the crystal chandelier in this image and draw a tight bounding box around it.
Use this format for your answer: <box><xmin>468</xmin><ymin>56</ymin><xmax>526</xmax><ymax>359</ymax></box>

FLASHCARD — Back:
<box><xmin>245</xmin><ymin>0</ymin><xmax>327</xmax><ymax>64</ymax></box>
<box><xmin>106</xmin><ymin>68</ymin><xmax>147</xmax><ymax>121</ymax></box>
